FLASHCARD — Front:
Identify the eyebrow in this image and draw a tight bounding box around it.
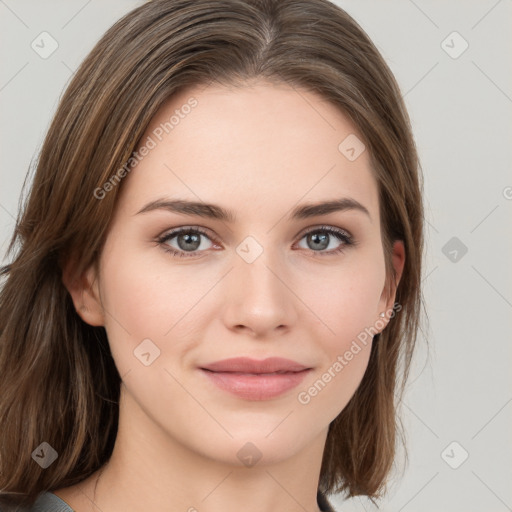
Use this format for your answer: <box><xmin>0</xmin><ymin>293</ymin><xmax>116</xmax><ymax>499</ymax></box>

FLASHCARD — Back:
<box><xmin>136</xmin><ymin>197</ymin><xmax>371</xmax><ymax>223</ymax></box>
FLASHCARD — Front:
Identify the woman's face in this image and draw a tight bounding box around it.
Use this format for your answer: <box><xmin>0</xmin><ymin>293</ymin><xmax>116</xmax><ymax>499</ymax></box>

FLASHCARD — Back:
<box><xmin>73</xmin><ymin>80</ymin><xmax>404</xmax><ymax>467</ymax></box>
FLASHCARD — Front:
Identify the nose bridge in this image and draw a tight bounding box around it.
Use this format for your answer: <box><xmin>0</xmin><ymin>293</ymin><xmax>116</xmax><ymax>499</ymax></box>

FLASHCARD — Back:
<box><xmin>224</xmin><ymin>236</ymin><xmax>297</xmax><ymax>333</ymax></box>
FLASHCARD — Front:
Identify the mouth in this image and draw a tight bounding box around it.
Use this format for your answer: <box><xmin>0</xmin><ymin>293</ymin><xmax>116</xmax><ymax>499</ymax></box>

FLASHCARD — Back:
<box><xmin>199</xmin><ymin>357</ymin><xmax>312</xmax><ymax>400</ymax></box>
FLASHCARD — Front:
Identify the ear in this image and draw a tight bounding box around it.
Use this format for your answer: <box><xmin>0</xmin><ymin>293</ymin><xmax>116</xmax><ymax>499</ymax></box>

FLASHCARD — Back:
<box><xmin>61</xmin><ymin>256</ymin><xmax>105</xmax><ymax>327</ymax></box>
<box><xmin>376</xmin><ymin>239</ymin><xmax>405</xmax><ymax>331</ymax></box>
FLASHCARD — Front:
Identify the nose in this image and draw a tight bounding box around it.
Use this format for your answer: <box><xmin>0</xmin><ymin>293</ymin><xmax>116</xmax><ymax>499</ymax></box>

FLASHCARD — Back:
<box><xmin>222</xmin><ymin>251</ymin><xmax>298</xmax><ymax>339</ymax></box>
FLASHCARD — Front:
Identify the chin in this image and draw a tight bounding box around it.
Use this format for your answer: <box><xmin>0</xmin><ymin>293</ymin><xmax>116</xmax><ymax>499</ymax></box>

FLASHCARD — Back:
<box><xmin>193</xmin><ymin>424</ymin><xmax>320</xmax><ymax>468</ymax></box>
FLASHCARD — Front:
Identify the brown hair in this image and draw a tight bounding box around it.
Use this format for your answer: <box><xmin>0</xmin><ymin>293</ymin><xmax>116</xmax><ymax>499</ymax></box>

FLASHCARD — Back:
<box><xmin>0</xmin><ymin>0</ymin><xmax>425</xmax><ymax>508</ymax></box>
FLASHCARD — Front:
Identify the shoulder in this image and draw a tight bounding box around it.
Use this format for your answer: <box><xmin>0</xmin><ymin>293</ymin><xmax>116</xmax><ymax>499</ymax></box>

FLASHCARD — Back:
<box><xmin>23</xmin><ymin>492</ymin><xmax>75</xmax><ymax>512</ymax></box>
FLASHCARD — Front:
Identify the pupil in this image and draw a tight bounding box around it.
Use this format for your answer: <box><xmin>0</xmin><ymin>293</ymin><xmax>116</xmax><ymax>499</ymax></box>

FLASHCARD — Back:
<box><xmin>179</xmin><ymin>233</ymin><xmax>200</xmax><ymax>251</ymax></box>
<box><xmin>310</xmin><ymin>233</ymin><xmax>328</xmax><ymax>250</ymax></box>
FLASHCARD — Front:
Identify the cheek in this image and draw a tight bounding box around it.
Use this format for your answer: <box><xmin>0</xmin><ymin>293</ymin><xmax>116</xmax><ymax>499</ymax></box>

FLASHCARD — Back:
<box><xmin>97</xmin><ymin>248</ymin><xmax>217</xmax><ymax>374</ymax></box>
<box><xmin>293</xmin><ymin>255</ymin><xmax>383</xmax><ymax>412</ymax></box>
<box><xmin>99</xmin><ymin>245</ymin><xmax>203</xmax><ymax>332</ymax></box>
<box><xmin>296</xmin><ymin>317</ymin><xmax>373</xmax><ymax>423</ymax></box>
<box><xmin>297</xmin><ymin>278</ymin><xmax>377</xmax><ymax>419</ymax></box>
<box><xmin>300</xmin><ymin>256</ymin><xmax>386</xmax><ymax>350</ymax></box>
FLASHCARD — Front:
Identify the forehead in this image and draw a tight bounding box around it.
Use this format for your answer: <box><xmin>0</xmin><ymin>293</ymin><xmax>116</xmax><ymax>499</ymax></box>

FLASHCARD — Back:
<box><xmin>119</xmin><ymin>80</ymin><xmax>379</xmax><ymax>223</ymax></box>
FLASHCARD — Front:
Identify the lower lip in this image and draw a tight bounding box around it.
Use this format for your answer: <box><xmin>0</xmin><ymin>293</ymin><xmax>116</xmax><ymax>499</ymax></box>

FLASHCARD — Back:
<box><xmin>200</xmin><ymin>369</ymin><xmax>311</xmax><ymax>400</ymax></box>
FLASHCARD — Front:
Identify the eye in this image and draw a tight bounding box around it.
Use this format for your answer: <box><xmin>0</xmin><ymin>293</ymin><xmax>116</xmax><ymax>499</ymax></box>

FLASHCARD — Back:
<box><xmin>157</xmin><ymin>227</ymin><xmax>217</xmax><ymax>258</ymax></box>
<box><xmin>157</xmin><ymin>225</ymin><xmax>355</xmax><ymax>259</ymax></box>
<box><xmin>295</xmin><ymin>225</ymin><xmax>354</xmax><ymax>257</ymax></box>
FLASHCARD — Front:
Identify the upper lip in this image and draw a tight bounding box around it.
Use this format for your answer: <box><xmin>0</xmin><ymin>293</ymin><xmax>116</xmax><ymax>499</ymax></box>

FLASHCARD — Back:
<box><xmin>200</xmin><ymin>357</ymin><xmax>311</xmax><ymax>374</ymax></box>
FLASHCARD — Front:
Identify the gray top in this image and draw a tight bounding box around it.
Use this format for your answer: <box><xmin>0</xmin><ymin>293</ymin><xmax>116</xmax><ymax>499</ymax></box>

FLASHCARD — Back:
<box><xmin>26</xmin><ymin>492</ymin><xmax>74</xmax><ymax>512</ymax></box>
<box><xmin>28</xmin><ymin>490</ymin><xmax>336</xmax><ymax>511</ymax></box>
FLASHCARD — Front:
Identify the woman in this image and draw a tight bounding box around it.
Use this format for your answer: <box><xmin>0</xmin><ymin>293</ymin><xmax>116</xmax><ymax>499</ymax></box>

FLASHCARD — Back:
<box><xmin>0</xmin><ymin>0</ymin><xmax>425</xmax><ymax>511</ymax></box>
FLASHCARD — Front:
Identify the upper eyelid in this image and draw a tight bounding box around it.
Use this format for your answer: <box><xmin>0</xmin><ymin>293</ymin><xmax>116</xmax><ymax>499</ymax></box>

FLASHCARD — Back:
<box><xmin>297</xmin><ymin>224</ymin><xmax>352</xmax><ymax>238</ymax></box>
<box><xmin>158</xmin><ymin>224</ymin><xmax>353</xmax><ymax>244</ymax></box>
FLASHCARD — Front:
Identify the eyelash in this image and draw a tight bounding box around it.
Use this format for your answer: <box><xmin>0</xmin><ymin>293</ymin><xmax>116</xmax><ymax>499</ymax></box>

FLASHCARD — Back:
<box><xmin>156</xmin><ymin>225</ymin><xmax>356</xmax><ymax>259</ymax></box>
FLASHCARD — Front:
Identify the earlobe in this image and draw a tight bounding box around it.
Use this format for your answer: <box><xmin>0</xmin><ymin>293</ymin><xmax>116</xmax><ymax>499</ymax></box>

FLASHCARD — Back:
<box><xmin>62</xmin><ymin>258</ymin><xmax>105</xmax><ymax>327</ymax></box>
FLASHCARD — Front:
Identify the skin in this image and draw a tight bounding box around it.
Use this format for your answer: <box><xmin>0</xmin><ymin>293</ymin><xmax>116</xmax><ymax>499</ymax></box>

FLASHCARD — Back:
<box><xmin>58</xmin><ymin>80</ymin><xmax>404</xmax><ymax>512</ymax></box>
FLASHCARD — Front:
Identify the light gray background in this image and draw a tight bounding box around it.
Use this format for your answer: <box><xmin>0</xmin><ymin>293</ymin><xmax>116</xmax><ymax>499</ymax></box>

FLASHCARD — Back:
<box><xmin>1</xmin><ymin>1</ymin><xmax>511</xmax><ymax>511</ymax></box>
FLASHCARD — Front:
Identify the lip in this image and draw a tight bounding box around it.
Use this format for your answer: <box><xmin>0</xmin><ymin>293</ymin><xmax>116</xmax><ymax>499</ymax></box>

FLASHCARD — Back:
<box><xmin>199</xmin><ymin>357</ymin><xmax>312</xmax><ymax>401</ymax></box>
